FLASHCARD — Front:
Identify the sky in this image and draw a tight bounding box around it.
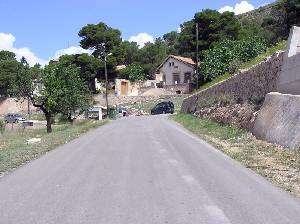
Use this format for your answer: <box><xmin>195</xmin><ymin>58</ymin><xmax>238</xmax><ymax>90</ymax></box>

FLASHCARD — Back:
<box><xmin>0</xmin><ymin>0</ymin><xmax>274</xmax><ymax>66</ymax></box>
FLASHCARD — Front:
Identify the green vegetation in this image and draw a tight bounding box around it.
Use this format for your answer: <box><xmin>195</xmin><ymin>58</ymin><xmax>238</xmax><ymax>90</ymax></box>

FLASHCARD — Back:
<box><xmin>197</xmin><ymin>40</ymin><xmax>287</xmax><ymax>92</ymax></box>
<box><xmin>283</xmin><ymin>0</ymin><xmax>300</xmax><ymax>28</ymax></box>
<box><xmin>239</xmin><ymin>40</ymin><xmax>288</xmax><ymax>70</ymax></box>
<box><xmin>177</xmin><ymin>9</ymin><xmax>241</xmax><ymax>59</ymax></box>
<box><xmin>1</xmin><ymin>2</ymin><xmax>297</xmax><ymax>92</ymax></box>
<box><xmin>0</xmin><ymin>51</ymin><xmax>23</xmax><ymax>96</ymax></box>
<box><xmin>0</xmin><ymin>120</ymin><xmax>107</xmax><ymax>176</ymax></box>
<box><xmin>200</xmin><ymin>38</ymin><xmax>267</xmax><ymax>81</ymax></box>
<box><xmin>9</xmin><ymin>59</ymin><xmax>92</xmax><ymax>133</ymax></box>
<box><xmin>172</xmin><ymin>113</ymin><xmax>300</xmax><ymax>197</ymax></box>
<box><xmin>119</xmin><ymin>64</ymin><xmax>146</xmax><ymax>81</ymax></box>
<box><xmin>198</xmin><ymin>73</ymin><xmax>232</xmax><ymax>91</ymax></box>
<box><xmin>172</xmin><ymin>113</ymin><xmax>245</xmax><ymax>140</ymax></box>
<box><xmin>0</xmin><ymin>119</ymin><xmax>4</xmax><ymax>134</ymax></box>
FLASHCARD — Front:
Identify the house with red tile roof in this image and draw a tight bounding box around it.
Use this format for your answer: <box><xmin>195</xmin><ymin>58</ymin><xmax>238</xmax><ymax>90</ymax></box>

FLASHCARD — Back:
<box><xmin>156</xmin><ymin>55</ymin><xmax>196</xmax><ymax>86</ymax></box>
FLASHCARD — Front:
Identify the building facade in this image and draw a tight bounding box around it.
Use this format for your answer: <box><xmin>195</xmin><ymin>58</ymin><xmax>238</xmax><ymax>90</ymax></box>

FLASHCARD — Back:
<box><xmin>156</xmin><ymin>55</ymin><xmax>196</xmax><ymax>86</ymax></box>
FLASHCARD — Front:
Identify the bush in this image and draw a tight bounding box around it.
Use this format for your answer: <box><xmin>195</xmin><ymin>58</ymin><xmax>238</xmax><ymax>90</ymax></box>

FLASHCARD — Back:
<box><xmin>108</xmin><ymin>107</ymin><xmax>118</xmax><ymax>119</ymax></box>
<box><xmin>119</xmin><ymin>64</ymin><xmax>146</xmax><ymax>81</ymax></box>
<box><xmin>0</xmin><ymin>119</ymin><xmax>5</xmax><ymax>134</ymax></box>
<box><xmin>200</xmin><ymin>38</ymin><xmax>267</xmax><ymax>81</ymax></box>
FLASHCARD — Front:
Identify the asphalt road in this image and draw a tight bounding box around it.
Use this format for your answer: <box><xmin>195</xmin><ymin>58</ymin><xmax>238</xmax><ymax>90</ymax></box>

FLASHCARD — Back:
<box><xmin>1</xmin><ymin>115</ymin><xmax>300</xmax><ymax>224</ymax></box>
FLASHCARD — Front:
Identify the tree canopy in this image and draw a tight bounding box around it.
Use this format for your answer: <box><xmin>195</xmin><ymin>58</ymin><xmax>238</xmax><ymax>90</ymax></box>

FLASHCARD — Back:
<box><xmin>119</xmin><ymin>64</ymin><xmax>146</xmax><ymax>81</ymax></box>
<box><xmin>79</xmin><ymin>22</ymin><xmax>122</xmax><ymax>58</ymax></box>
<box><xmin>9</xmin><ymin>58</ymin><xmax>92</xmax><ymax>133</ymax></box>
<box><xmin>0</xmin><ymin>51</ymin><xmax>20</xmax><ymax>96</ymax></box>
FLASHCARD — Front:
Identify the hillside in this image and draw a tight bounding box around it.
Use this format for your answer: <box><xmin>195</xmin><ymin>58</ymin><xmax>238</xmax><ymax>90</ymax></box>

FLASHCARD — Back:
<box><xmin>238</xmin><ymin>1</ymin><xmax>289</xmax><ymax>42</ymax></box>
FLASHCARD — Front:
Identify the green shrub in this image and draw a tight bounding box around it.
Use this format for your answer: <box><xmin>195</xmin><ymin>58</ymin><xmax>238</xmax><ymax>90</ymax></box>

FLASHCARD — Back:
<box><xmin>119</xmin><ymin>64</ymin><xmax>146</xmax><ymax>81</ymax></box>
<box><xmin>200</xmin><ymin>38</ymin><xmax>267</xmax><ymax>81</ymax></box>
<box><xmin>0</xmin><ymin>119</ymin><xmax>5</xmax><ymax>134</ymax></box>
<box><xmin>108</xmin><ymin>107</ymin><xmax>118</xmax><ymax>119</ymax></box>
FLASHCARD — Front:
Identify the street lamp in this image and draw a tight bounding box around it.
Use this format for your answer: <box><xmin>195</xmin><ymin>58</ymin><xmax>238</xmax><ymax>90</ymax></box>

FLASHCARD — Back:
<box><xmin>104</xmin><ymin>52</ymin><xmax>112</xmax><ymax>118</ymax></box>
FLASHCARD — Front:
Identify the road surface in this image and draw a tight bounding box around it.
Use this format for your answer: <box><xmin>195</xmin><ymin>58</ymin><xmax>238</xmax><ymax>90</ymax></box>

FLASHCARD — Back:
<box><xmin>0</xmin><ymin>115</ymin><xmax>300</xmax><ymax>224</ymax></box>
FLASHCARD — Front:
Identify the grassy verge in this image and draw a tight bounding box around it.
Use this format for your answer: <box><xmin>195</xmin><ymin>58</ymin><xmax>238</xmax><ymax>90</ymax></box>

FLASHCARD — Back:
<box><xmin>198</xmin><ymin>73</ymin><xmax>232</xmax><ymax>91</ymax></box>
<box><xmin>172</xmin><ymin>113</ymin><xmax>300</xmax><ymax>197</ymax></box>
<box><xmin>239</xmin><ymin>40</ymin><xmax>287</xmax><ymax>70</ymax></box>
<box><xmin>125</xmin><ymin>96</ymin><xmax>186</xmax><ymax>113</ymax></box>
<box><xmin>0</xmin><ymin>120</ymin><xmax>107</xmax><ymax>176</ymax></box>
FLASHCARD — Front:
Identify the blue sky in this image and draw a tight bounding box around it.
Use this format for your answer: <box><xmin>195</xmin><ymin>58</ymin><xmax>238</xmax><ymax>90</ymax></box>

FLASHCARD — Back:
<box><xmin>0</xmin><ymin>0</ymin><xmax>274</xmax><ymax>66</ymax></box>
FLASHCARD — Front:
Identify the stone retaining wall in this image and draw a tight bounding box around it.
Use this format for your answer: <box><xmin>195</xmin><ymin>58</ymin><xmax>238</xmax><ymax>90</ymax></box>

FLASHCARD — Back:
<box><xmin>94</xmin><ymin>94</ymin><xmax>186</xmax><ymax>106</ymax></box>
<box><xmin>181</xmin><ymin>51</ymin><xmax>285</xmax><ymax>114</ymax></box>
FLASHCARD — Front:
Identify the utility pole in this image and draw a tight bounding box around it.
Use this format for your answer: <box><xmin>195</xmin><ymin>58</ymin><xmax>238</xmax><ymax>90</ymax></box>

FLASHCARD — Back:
<box><xmin>196</xmin><ymin>23</ymin><xmax>199</xmax><ymax>89</ymax></box>
<box><xmin>27</xmin><ymin>96</ymin><xmax>31</xmax><ymax>119</ymax></box>
<box><xmin>104</xmin><ymin>51</ymin><xmax>109</xmax><ymax>118</ymax></box>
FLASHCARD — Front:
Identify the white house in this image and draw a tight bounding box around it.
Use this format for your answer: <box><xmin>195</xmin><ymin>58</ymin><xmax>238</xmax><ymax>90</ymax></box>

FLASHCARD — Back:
<box><xmin>156</xmin><ymin>55</ymin><xmax>196</xmax><ymax>86</ymax></box>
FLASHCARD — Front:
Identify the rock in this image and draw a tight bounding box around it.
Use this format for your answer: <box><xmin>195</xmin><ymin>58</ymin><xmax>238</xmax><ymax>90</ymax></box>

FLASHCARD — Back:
<box><xmin>253</xmin><ymin>92</ymin><xmax>300</xmax><ymax>148</ymax></box>
<box><xmin>27</xmin><ymin>138</ymin><xmax>41</xmax><ymax>144</ymax></box>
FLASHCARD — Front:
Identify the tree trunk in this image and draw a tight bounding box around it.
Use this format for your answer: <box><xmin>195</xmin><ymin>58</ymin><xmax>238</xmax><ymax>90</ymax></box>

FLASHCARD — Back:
<box><xmin>45</xmin><ymin>113</ymin><xmax>52</xmax><ymax>133</ymax></box>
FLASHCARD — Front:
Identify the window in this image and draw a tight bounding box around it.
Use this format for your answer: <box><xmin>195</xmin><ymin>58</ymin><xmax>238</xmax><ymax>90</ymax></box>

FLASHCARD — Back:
<box><xmin>169</xmin><ymin>62</ymin><xmax>171</xmax><ymax>67</ymax></box>
<box><xmin>184</xmin><ymin>72</ymin><xmax>191</xmax><ymax>83</ymax></box>
<box><xmin>172</xmin><ymin>62</ymin><xmax>175</xmax><ymax>66</ymax></box>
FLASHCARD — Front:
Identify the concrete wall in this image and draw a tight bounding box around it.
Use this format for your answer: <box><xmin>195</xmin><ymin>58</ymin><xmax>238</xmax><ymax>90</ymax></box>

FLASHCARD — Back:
<box><xmin>182</xmin><ymin>52</ymin><xmax>284</xmax><ymax>114</ymax></box>
<box><xmin>158</xmin><ymin>58</ymin><xmax>194</xmax><ymax>85</ymax></box>
<box><xmin>115</xmin><ymin>79</ymin><xmax>156</xmax><ymax>96</ymax></box>
<box><xmin>0</xmin><ymin>98</ymin><xmax>34</xmax><ymax>116</ymax></box>
<box><xmin>253</xmin><ymin>92</ymin><xmax>300</xmax><ymax>148</ymax></box>
<box><xmin>277</xmin><ymin>26</ymin><xmax>300</xmax><ymax>95</ymax></box>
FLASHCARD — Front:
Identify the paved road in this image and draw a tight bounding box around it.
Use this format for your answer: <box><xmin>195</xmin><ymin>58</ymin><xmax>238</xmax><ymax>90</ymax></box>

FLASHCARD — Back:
<box><xmin>0</xmin><ymin>115</ymin><xmax>300</xmax><ymax>224</ymax></box>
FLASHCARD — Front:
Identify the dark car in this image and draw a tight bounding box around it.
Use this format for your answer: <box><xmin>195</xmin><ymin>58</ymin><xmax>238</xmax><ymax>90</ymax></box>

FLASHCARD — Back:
<box><xmin>4</xmin><ymin>113</ymin><xmax>26</xmax><ymax>123</ymax></box>
<box><xmin>151</xmin><ymin>101</ymin><xmax>174</xmax><ymax>115</ymax></box>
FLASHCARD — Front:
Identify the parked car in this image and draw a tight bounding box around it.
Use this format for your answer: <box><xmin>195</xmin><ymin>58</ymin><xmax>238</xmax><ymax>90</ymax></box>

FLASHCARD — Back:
<box><xmin>4</xmin><ymin>113</ymin><xmax>26</xmax><ymax>123</ymax></box>
<box><xmin>151</xmin><ymin>101</ymin><xmax>174</xmax><ymax>115</ymax></box>
<box><xmin>117</xmin><ymin>106</ymin><xmax>128</xmax><ymax>117</ymax></box>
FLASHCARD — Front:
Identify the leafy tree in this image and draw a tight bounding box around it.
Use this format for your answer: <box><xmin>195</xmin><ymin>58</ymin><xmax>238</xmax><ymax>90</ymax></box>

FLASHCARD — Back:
<box><xmin>195</xmin><ymin>10</ymin><xmax>240</xmax><ymax>51</ymax></box>
<box><xmin>112</xmin><ymin>41</ymin><xmax>139</xmax><ymax>65</ymax></box>
<box><xmin>47</xmin><ymin>63</ymin><xmax>92</xmax><ymax>125</ymax></box>
<box><xmin>119</xmin><ymin>64</ymin><xmax>146</xmax><ymax>81</ymax></box>
<box><xmin>10</xmin><ymin>60</ymin><xmax>92</xmax><ymax>133</ymax></box>
<box><xmin>283</xmin><ymin>0</ymin><xmax>300</xmax><ymax>27</ymax></box>
<box><xmin>0</xmin><ymin>51</ymin><xmax>16</xmax><ymax>61</ymax></box>
<box><xmin>0</xmin><ymin>51</ymin><xmax>20</xmax><ymax>96</ymax></box>
<box><xmin>135</xmin><ymin>38</ymin><xmax>167</xmax><ymax>78</ymax></box>
<box><xmin>176</xmin><ymin>10</ymin><xmax>241</xmax><ymax>59</ymax></box>
<box><xmin>239</xmin><ymin>18</ymin><xmax>267</xmax><ymax>41</ymax></box>
<box><xmin>79</xmin><ymin>22</ymin><xmax>122</xmax><ymax>58</ymax></box>
<box><xmin>163</xmin><ymin>31</ymin><xmax>179</xmax><ymax>55</ymax></box>
<box><xmin>200</xmin><ymin>38</ymin><xmax>266</xmax><ymax>81</ymax></box>
<box><xmin>176</xmin><ymin>20</ymin><xmax>196</xmax><ymax>59</ymax></box>
<box><xmin>58</xmin><ymin>53</ymin><xmax>101</xmax><ymax>91</ymax></box>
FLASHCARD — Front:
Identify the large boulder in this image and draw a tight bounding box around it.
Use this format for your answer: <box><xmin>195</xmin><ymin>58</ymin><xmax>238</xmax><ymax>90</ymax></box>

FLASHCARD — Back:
<box><xmin>253</xmin><ymin>92</ymin><xmax>300</xmax><ymax>148</ymax></box>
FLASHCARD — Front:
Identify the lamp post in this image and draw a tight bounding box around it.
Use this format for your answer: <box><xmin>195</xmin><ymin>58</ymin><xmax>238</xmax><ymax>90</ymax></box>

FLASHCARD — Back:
<box><xmin>104</xmin><ymin>52</ymin><xmax>112</xmax><ymax>118</ymax></box>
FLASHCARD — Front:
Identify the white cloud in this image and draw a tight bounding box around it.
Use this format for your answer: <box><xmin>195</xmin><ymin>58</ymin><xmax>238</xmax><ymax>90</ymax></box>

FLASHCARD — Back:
<box><xmin>0</xmin><ymin>33</ymin><xmax>47</xmax><ymax>66</ymax></box>
<box><xmin>219</xmin><ymin>1</ymin><xmax>255</xmax><ymax>15</ymax></box>
<box><xmin>128</xmin><ymin>32</ymin><xmax>154</xmax><ymax>48</ymax></box>
<box><xmin>53</xmin><ymin>46</ymin><xmax>91</xmax><ymax>60</ymax></box>
<box><xmin>177</xmin><ymin>27</ymin><xmax>182</xmax><ymax>33</ymax></box>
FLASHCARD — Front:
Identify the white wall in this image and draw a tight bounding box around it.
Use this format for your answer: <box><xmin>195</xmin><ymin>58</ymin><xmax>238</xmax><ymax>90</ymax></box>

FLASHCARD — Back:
<box><xmin>278</xmin><ymin>26</ymin><xmax>300</xmax><ymax>95</ymax></box>
<box><xmin>159</xmin><ymin>58</ymin><xmax>194</xmax><ymax>86</ymax></box>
